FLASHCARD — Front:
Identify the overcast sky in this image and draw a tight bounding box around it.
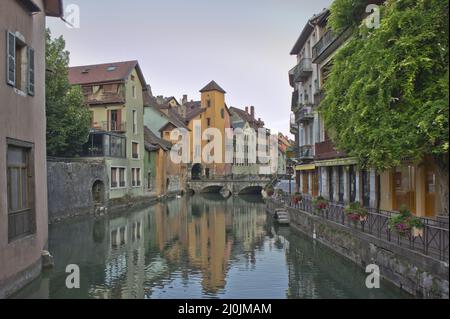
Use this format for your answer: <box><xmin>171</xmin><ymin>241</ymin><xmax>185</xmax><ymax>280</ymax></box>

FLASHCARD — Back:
<box><xmin>47</xmin><ymin>0</ymin><xmax>333</xmax><ymax>137</ymax></box>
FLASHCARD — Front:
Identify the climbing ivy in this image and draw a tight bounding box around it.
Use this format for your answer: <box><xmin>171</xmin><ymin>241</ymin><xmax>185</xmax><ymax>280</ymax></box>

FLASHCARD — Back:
<box><xmin>320</xmin><ymin>0</ymin><xmax>449</xmax><ymax>214</ymax></box>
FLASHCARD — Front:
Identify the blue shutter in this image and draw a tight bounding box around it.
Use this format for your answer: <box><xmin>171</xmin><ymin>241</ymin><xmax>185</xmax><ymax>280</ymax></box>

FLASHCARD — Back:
<box><xmin>6</xmin><ymin>31</ymin><xmax>16</xmax><ymax>86</ymax></box>
<box><xmin>27</xmin><ymin>47</ymin><xmax>35</xmax><ymax>96</ymax></box>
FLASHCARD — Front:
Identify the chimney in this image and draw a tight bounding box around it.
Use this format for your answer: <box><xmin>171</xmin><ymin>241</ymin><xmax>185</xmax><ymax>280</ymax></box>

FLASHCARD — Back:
<box><xmin>182</xmin><ymin>94</ymin><xmax>188</xmax><ymax>105</ymax></box>
<box><xmin>245</xmin><ymin>106</ymin><xmax>249</xmax><ymax>114</ymax></box>
<box><xmin>250</xmin><ymin>106</ymin><xmax>255</xmax><ymax>119</ymax></box>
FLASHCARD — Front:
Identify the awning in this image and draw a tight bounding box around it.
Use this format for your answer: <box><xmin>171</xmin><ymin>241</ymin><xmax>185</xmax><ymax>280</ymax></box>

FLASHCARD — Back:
<box><xmin>315</xmin><ymin>157</ymin><xmax>358</xmax><ymax>167</ymax></box>
<box><xmin>295</xmin><ymin>164</ymin><xmax>316</xmax><ymax>171</ymax></box>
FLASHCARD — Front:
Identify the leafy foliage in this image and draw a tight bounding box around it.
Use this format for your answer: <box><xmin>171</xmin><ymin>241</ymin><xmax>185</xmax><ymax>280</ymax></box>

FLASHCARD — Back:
<box><xmin>320</xmin><ymin>0</ymin><xmax>449</xmax><ymax>171</ymax></box>
<box><xmin>328</xmin><ymin>0</ymin><xmax>371</xmax><ymax>34</ymax></box>
<box><xmin>46</xmin><ymin>29</ymin><xmax>91</xmax><ymax>157</ymax></box>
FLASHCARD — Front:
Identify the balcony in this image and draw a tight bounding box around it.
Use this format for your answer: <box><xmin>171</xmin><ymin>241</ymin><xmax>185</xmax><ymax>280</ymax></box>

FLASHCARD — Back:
<box><xmin>290</xmin><ymin>113</ymin><xmax>298</xmax><ymax>135</ymax></box>
<box><xmin>291</xmin><ymin>58</ymin><xmax>313</xmax><ymax>83</ymax></box>
<box><xmin>98</xmin><ymin>121</ymin><xmax>127</xmax><ymax>133</ymax></box>
<box><xmin>315</xmin><ymin>139</ymin><xmax>346</xmax><ymax>160</ymax></box>
<box><xmin>299</xmin><ymin>145</ymin><xmax>314</xmax><ymax>160</ymax></box>
<box><xmin>81</xmin><ymin>131</ymin><xmax>127</xmax><ymax>158</ymax></box>
<box><xmin>291</xmin><ymin>90</ymin><xmax>299</xmax><ymax>111</ymax></box>
<box><xmin>312</xmin><ymin>28</ymin><xmax>352</xmax><ymax>64</ymax></box>
<box><xmin>298</xmin><ymin>106</ymin><xmax>314</xmax><ymax>123</ymax></box>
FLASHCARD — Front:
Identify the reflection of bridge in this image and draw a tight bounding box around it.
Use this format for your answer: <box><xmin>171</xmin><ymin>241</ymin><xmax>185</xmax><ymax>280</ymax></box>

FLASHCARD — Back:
<box><xmin>187</xmin><ymin>175</ymin><xmax>272</xmax><ymax>195</ymax></box>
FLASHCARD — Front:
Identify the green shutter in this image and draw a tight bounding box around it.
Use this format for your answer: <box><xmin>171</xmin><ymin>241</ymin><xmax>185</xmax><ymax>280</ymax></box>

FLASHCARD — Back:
<box><xmin>27</xmin><ymin>47</ymin><xmax>35</xmax><ymax>96</ymax></box>
<box><xmin>6</xmin><ymin>31</ymin><xmax>16</xmax><ymax>86</ymax></box>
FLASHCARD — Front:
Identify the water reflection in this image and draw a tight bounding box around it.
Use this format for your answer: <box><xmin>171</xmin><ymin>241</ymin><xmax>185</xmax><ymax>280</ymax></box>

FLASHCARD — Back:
<box><xmin>13</xmin><ymin>195</ymin><xmax>410</xmax><ymax>299</ymax></box>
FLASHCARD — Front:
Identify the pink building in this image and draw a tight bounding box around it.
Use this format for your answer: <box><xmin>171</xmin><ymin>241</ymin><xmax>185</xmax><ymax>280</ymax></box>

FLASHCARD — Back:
<box><xmin>0</xmin><ymin>0</ymin><xmax>63</xmax><ymax>298</ymax></box>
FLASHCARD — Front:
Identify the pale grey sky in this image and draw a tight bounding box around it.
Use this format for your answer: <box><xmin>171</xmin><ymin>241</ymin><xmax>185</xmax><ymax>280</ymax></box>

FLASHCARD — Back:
<box><xmin>47</xmin><ymin>0</ymin><xmax>333</xmax><ymax>137</ymax></box>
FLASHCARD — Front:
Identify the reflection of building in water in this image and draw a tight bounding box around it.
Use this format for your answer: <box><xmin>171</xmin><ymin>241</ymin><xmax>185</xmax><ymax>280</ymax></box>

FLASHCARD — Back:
<box><xmin>90</xmin><ymin>211</ymin><xmax>147</xmax><ymax>299</ymax></box>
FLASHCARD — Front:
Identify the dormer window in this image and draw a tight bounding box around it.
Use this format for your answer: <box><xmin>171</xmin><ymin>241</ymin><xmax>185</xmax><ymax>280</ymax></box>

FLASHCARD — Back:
<box><xmin>106</xmin><ymin>66</ymin><xmax>117</xmax><ymax>72</ymax></box>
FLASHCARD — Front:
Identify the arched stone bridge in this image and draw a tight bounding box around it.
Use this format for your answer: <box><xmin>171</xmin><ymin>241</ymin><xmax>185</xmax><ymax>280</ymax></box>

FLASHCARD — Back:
<box><xmin>187</xmin><ymin>175</ymin><xmax>272</xmax><ymax>196</ymax></box>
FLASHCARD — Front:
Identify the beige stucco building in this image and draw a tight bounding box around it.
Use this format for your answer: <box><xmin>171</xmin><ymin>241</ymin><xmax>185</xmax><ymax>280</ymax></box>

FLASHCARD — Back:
<box><xmin>0</xmin><ymin>0</ymin><xmax>63</xmax><ymax>298</ymax></box>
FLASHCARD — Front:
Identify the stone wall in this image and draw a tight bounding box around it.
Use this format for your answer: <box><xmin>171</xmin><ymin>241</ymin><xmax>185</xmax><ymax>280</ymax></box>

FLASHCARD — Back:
<box><xmin>269</xmin><ymin>200</ymin><xmax>449</xmax><ymax>298</ymax></box>
<box><xmin>47</xmin><ymin>158</ymin><xmax>109</xmax><ymax>223</ymax></box>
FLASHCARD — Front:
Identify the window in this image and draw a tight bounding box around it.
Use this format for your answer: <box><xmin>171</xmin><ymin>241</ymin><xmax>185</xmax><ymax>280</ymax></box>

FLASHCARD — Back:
<box><xmin>119</xmin><ymin>168</ymin><xmax>126</xmax><ymax>187</ymax></box>
<box><xmin>328</xmin><ymin>167</ymin><xmax>334</xmax><ymax>201</ymax></box>
<box><xmin>206</xmin><ymin>99</ymin><xmax>211</xmax><ymax>108</ymax></box>
<box><xmin>221</xmin><ymin>108</ymin><xmax>225</xmax><ymax>119</ymax></box>
<box><xmin>111</xmin><ymin>167</ymin><xmax>126</xmax><ymax>188</ymax></box>
<box><xmin>6</xmin><ymin>31</ymin><xmax>35</xmax><ymax>95</ymax></box>
<box><xmin>147</xmin><ymin>172</ymin><xmax>152</xmax><ymax>190</ymax></box>
<box><xmin>132</xmin><ymin>142</ymin><xmax>139</xmax><ymax>159</ymax></box>
<box><xmin>349</xmin><ymin>165</ymin><xmax>357</xmax><ymax>202</ymax></box>
<box><xmin>7</xmin><ymin>142</ymin><xmax>35</xmax><ymax>241</ymax></box>
<box><xmin>82</xmin><ymin>86</ymin><xmax>92</xmax><ymax>96</ymax></box>
<box><xmin>132</xmin><ymin>110</ymin><xmax>137</xmax><ymax>134</ymax></box>
<box><xmin>111</xmin><ymin>167</ymin><xmax>118</xmax><ymax>188</ymax></box>
<box><xmin>362</xmin><ymin>170</ymin><xmax>371</xmax><ymax>207</ymax></box>
<box><xmin>132</xmin><ymin>85</ymin><xmax>136</xmax><ymax>98</ymax></box>
<box><xmin>206</xmin><ymin>118</ymin><xmax>211</xmax><ymax>127</ymax></box>
<box><xmin>108</xmin><ymin>109</ymin><xmax>123</xmax><ymax>132</ymax></box>
<box><xmin>338</xmin><ymin>166</ymin><xmax>345</xmax><ymax>203</ymax></box>
<box><xmin>132</xmin><ymin>168</ymin><xmax>141</xmax><ymax>187</ymax></box>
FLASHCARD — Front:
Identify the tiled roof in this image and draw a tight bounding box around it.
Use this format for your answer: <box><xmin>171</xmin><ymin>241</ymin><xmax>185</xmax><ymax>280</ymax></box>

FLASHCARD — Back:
<box><xmin>229</xmin><ymin>107</ymin><xmax>265</xmax><ymax>130</ymax></box>
<box><xmin>185</xmin><ymin>107</ymin><xmax>205</xmax><ymax>122</ymax></box>
<box><xmin>144</xmin><ymin>126</ymin><xmax>172</xmax><ymax>151</ymax></box>
<box><xmin>167</xmin><ymin>108</ymin><xmax>189</xmax><ymax>129</ymax></box>
<box><xmin>69</xmin><ymin>60</ymin><xmax>147</xmax><ymax>87</ymax></box>
<box><xmin>199</xmin><ymin>80</ymin><xmax>226</xmax><ymax>94</ymax></box>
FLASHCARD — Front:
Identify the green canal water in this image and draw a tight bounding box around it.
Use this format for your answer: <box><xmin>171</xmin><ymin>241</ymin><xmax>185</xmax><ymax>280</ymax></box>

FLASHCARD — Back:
<box><xmin>13</xmin><ymin>194</ymin><xmax>411</xmax><ymax>299</ymax></box>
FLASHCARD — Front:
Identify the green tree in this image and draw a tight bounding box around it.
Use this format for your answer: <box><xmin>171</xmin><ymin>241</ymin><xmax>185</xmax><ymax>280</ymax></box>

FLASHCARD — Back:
<box><xmin>46</xmin><ymin>29</ymin><xmax>90</xmax><ymax>157</ymax></box>
<box><xmin>320</xmin><ymin>0</ymin><xmax>449</xmax><ymax>215</ymax></box>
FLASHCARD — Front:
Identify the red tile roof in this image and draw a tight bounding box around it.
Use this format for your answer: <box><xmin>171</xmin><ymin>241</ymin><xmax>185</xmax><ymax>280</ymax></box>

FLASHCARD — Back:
<box><xmin>68</xmin><ymin>60</ymin><xmax>147</xmax><ymax>87</ymax></box>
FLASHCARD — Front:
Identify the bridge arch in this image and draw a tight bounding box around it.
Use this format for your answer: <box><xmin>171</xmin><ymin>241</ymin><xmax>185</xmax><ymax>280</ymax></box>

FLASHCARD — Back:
<box><xmin>238</xmin><ymin>185</ymin><xmax>263</xmax><ymax>195</ymax></box>
<box><xmin>201</xmin><ymin>185</ymin><xmax>223</xmax><ymax>194</ymax></box>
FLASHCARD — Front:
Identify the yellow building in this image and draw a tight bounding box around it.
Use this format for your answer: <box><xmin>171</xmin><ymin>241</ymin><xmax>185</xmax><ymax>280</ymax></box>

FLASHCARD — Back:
<box><xmin>185</xmin><ymin>81</ymin><xmax>232</xmax><ymax>179</ymax></box>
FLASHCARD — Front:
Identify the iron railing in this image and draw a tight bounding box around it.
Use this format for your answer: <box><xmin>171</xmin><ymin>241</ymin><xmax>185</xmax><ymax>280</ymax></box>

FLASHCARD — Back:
<box><xmin>292</xmin><ymin>58</ymin><xmax>313</xmax><ymax>83</ymax></box>
<box><xmin>270</xmin><ymin>195</ymin><xmax>449</xmax><ymax>262</ymax></box>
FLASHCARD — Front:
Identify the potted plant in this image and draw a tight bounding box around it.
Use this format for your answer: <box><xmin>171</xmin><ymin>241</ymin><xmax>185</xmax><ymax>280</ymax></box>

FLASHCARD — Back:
<box><xmin>265</xmin><ymin>185</ymin><xmax>274</xmax><ymax>197</ymax></box>
<box><xmin>312</xmin><ymin>196</ymin><xmax>328</xmax><ymax>212</ymax></box>
<box><xmin>344</xmin><ymin>202</ymin><xmax>368</xmax><ymax>223</ymax></box>
<box><xmin>292</xmin><ymin>192</ymin><xmax>302</xmax><ymax>205</ymax></box>
<box><xmin>388</xmin><ymin>206</ymin><xmax>424</xmax><ymax>237</ymax></box>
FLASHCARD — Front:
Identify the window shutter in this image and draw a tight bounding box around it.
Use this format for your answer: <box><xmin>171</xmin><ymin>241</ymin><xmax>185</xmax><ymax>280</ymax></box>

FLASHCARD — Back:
<box><xmin>27</xmin><ymin>47</ymin><xmax>35</xmax><ymax>96</ymax></box>
<box><xmin>6</xmin><ymin>31</ymin><xmax>16</xmax><ymax>86</ymax></box>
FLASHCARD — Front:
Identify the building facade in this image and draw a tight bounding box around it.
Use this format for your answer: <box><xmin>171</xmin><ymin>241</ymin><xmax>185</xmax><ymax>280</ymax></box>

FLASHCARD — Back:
<box><xmin>0</xmin><ymin>0</ymin><xmax>63</xmax><ymax>298</ymax></box>
<box><xmin>229</xmin><ymin>106</ymin><xmax>270</xmax><ymax>176</ymax></box>
<box><xmin>289</xmin><ymin>7</ymin><xmax>442</xmax><ymax>217</ymax></box>
<box><xmin>69</xmin><ymin>61</ymin><xmax>147</xmax><ymax>200</ymax></box>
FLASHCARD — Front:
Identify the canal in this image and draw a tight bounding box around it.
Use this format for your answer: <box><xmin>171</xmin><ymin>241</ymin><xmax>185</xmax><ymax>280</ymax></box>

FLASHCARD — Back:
<box><xmin>13</xmin><ymin>194</ymin><xmax>411</xmax><ymax>299</ymax></box>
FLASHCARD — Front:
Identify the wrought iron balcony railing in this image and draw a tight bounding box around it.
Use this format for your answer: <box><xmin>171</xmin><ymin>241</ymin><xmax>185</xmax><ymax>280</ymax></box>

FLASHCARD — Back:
<box><xmin>99</xmin><ymin>121</ymin><xmax>127</xmax><ymax>133</ymax></box>
<box><xmin>299</xmin><ymin>144</ymin><xmax>314</xmax><ymax>160</ymax></box>
<box><xmin>291</xmin><ymin>58</ymin><xmax>313</xmax><ymax>83</ymax></box>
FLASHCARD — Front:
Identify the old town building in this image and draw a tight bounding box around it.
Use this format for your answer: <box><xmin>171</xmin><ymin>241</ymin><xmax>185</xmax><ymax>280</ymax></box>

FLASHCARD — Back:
<box><xmin>0</xmin><ymin>0</ymin><xmax>63</xmax><ymax>298</ymax></box>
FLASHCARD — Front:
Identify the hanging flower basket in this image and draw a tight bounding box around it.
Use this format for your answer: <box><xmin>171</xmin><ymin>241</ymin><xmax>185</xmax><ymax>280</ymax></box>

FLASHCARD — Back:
<box><xmin>292</xmin><ymin>192</ymin><xmax>302</xmax><ymax>204</ymax></box>
<box><xmin>388</xmin><ymin>206</ymin><xmax>424</xmax><ymax>237</ymax></box>
<box><xmin>312</xmin><ymin>196</ymin><xmax>328</xmax><ymax>212</ymax></box>
<box><xmin>344</xmin><ymin>202</ymin><xmax>368</xmax><ymax>223</ymax></box>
